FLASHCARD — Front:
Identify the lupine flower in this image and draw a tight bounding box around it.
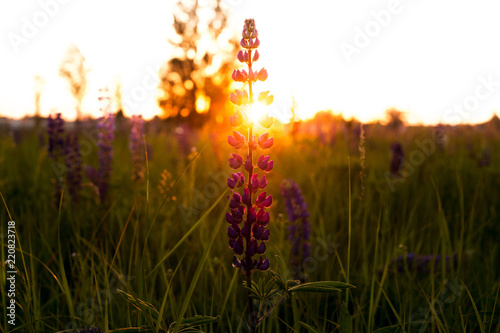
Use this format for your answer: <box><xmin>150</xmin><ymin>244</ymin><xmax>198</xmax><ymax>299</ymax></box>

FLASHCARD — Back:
<box><xmin>281</xmin><ymin>179</ymin><xmax>311</xmax><ymax>281</ymax></box>
<box><xmin>65</xmin><ymin>132</ymin><xmax>82</xmax><ymax>202</ymax></box>
<box><xmin>386</xmin><ymin>253</ymin><xmax>458</xmax><ymax>275</ymax></box>
<box><xmin>390</xmin><ymin>142</ymin><xmax>404</xmax><ymax>176</ymax></box>
<box><xmin>477</xmin><ymin>148</ymin><xmax>491</xmax><ymax>167</ymax></box>
<box><xmin>47</xmin><ymin>113</ymin><xmax>65</xmax><ymax>207</ymax></box>
<box><xmin>48</xmin><ymin>113</ymin><xmax>65</xmax><ymax>160</ymax></box>
<box><xmin>129</xmin><ymin>115</ymin><xmax>145</xmax><ymax>182</ymax></box>
<box><xmin>226</xmin><ymin>19</ymin><xmax>274</xmax><ymax>279</ymax></box>
<box><xmin>96</xmin><ymin>114</ymin><xmax>114</xmax><ymax>202</ymax></box>
<box><xmin>358</xmin><ymin>123</ymin><xmax>366</xmax><ymax>200</ymax></box>
<box><xmin>434</xmin><ymin>124</ymin><xmax>447</xmax><ymax>151</ymax></box>
<box><xmin>85</xmin><ymin>90</ymin><xmax>115</xmax><ymax>204</ymax></box>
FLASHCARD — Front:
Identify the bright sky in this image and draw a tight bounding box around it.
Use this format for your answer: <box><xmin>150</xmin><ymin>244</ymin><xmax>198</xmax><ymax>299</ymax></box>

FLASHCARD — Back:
<box><xmin>1</xmin><ymin>0</ymin><xmax>499</xmax><ymax>124</ymax></box>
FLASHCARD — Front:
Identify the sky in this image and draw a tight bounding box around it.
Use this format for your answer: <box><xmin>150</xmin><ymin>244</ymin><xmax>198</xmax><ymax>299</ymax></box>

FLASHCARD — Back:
<box><xmin>1</xmin><ymin>0</ymin><xmax>499</xmax><ymax>125</ymax></box>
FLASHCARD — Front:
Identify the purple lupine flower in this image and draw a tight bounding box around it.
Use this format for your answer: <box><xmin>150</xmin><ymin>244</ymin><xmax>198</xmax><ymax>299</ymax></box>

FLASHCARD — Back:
<box><xmin>390</xmin><ymin>142</ymin><xmax>404</xmax><ymax>176</ymax></box>
<box><xmin>96</xmin><ymin>113</ymin><xmax>114</xmax><ymax>202</ymax></box>
<box><xmin>226</xmin><ymin>19</ymin><xmax>274</xmax><ymax>280</ymax></box>
<box><xmin>389</xmin><ymin>253</ymin><xmax>458</xmax><ymax>275</ymax></box>
<box><xmin>65</xmin><ymin>132</ymin><xmax>82</xmax><ymax>202</ymax></box>
<box><xmin>47</xmin><ymin>113</ymin><xmax>65</xmax><ymax>207</ymax></box>
<box><xmin>48</xmin><ymin>113</ymin><xmax>65</xmax><ymax>160</ymax></box>
<box><xmin>281</xmin><ymin>179</ymin><xmax>311</xmax><ymax>281</ymax></box>
<box><xmin>84</xmin><ymin>89</ymin><xmax>115</xmax><ymax>204</ymax></box>
<box><xmin>129</xmin><ymin>115</ymin><xmax>145</xmax><ymax>182</ymax></box>
<box><xmin>477</xmin><ymin>148</ymin><xmax>491</xmax><ymax>167</ymax></box>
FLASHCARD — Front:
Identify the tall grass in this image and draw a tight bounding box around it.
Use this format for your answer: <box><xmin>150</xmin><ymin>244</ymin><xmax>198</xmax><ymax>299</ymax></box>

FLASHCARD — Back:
<box><xmin>0</xmin><ymin>119</ymin><xmax>499</xmax><ymax>332</ymax></box>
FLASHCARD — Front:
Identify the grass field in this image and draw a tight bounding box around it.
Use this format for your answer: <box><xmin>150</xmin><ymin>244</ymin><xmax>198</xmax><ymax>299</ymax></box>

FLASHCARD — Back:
<box><xmin>0</xmin><ymin>114</ymin><xmax>499</xmax><ymax>332</ymax></box>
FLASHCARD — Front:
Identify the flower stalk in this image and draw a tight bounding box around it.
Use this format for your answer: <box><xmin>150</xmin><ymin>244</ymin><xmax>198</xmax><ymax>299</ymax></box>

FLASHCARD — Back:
<box><xmin>226</xmin><ymin>18</ymin><xmax>274</xmax><ymax>331</ymax></box>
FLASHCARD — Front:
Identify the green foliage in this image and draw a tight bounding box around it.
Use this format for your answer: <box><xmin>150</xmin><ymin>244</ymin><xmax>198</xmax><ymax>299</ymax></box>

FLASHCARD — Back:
<box><xmin>0</xmin><ymin>120</ymin><xmax>499</xmax><ymax>332</ymax></box>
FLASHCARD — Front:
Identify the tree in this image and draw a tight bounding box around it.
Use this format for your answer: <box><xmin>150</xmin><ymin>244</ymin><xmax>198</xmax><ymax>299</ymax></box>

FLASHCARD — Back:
<box><xmin>158</xmin><ymin>0</ymin><xmax>238</xmax><ymax>125</ymax></box>
<box><xmin>59</xmin><ymin>44</ymin><xmax>88</xmax><ymax>121</ymax></box>
<box><xmin>385</xmin><ymin>107</ymin><xmax>406</xmax><ymax>131</ymax></box>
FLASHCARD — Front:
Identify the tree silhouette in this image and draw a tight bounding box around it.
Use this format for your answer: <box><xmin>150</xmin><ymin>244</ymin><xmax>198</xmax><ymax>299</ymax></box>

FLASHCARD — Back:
<box><xmin>59</xmin><ymin>44</ymin><xmax>88</xmax><ymax>121</ymax></box>
<box><xmin>385</xmin><ymin>107</ymin><xmax>406</xmax><ymax>131</ymax></box>
<box><xmin>158</xmin><ymin>0</ymin><xmax>238</xmax><ymax>125</ymax></box>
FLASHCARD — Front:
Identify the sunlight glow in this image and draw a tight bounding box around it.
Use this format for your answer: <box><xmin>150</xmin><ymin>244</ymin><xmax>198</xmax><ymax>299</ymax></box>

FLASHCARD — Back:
<box><xmin>249</xmin><ymin>102</ymin><xmax>268</xmax><ymax>124</ymax></box>
<box><xmin>195</xmin><ymin>93</ymin><xmax>211</xmax><ymax>114</ymax></box>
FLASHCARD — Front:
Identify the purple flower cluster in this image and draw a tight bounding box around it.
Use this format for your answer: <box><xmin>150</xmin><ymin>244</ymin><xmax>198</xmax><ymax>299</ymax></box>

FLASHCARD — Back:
<box><xmin>96</xmin><ymin>114</ymin><xmax>114</xmax><ymax>202</ymax></box>
<box><xmin>226</xmin><ymin>19</ymin><xmax>275</xmax><ymax>277</ymax></box>
<box><xmin>281</xmin><ymin>179</ymin><xmax>311</xmax><ymax>281</ymax></box>
<box><xmin>65</xmin><ymin>132</ymin><xmax>82</xmax><ymax>202</ymax></box>
<box><xmin>390</xmin><ymin>142</ymin><xmax>404</xmax><ymax>176</ymax></box>
<box><xmin>48</xmin><ymin>113</ymin><xmax>65</xmax><ymax>160</ymax></box>
<box><xmin>389</xmin><ymin>253</ymin><xmax>458</xmax><ymax>274</ymax></box>
<box><xmin>129</xmin><ymin>115</ymin><xmax>145</xmax><ymax>182</ymax></box>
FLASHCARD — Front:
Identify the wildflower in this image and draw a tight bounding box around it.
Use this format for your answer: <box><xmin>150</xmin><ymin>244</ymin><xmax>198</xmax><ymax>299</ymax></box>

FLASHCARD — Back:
<box><xmin>388</xmin><ymin>253</ymin><xmax>458</xmax><ymax>274</ymax></box>
<box><xmin>47</xmin><ymin>113</ymin><xmax>65</xmax><ymax>207</ymax></box>
<box><xmin>65</xmin><ymin>132</ymin><xmax>82</xmax><ymax>202</ymax></box>
<box><xmin>390</xmin><ymin>142</ymin><xmax>404</xmax><ymax>176</ymax></box>
<box><xmin>226</xmin><ymin>18</ymin><xmax>274</xmax><ymax>278</ymax></box>
<box><xmin>47</xmin><ymin>113</ymin><xmax>65</xmax><ymax>160</ymax></box>
<box><xmin>97</xmin><ymin>114</ymin><xmax>114</xmax><ymax>202</ymax></box>
<box><xmin>358</xmin><ymin>123</ymin><xmax>365</xmax><ymax>200</ymax></box>
<box><xmin>85</xmin><ymin>91</ymin><xmax>115</xmax><ymax>204</ymax></box>
<box><xmin>281</xmin><ymin>179</ymin><xmax>311</xmax><ymax>281</ymax></box>
<box><xmin>129</xmin><ymin>115</ymin><xmax>145</xmax><ymax>182</ymax></box>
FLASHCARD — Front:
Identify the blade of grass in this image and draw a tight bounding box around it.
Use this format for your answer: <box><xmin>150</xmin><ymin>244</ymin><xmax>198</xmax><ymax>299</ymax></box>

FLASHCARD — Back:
<box><xmin>147</xmin><ymin>189</ymin><xmax>228</xmax><ymax>278</ymax></box>
<box><xmin>462</xmin><ymin>281</ymin><xmax>486</xmax><ymax>333</ymax></box>
<box><xmin>172</xmin><ymin>210</ymin><xmax>225</xmax><ymax>333</ymax></box>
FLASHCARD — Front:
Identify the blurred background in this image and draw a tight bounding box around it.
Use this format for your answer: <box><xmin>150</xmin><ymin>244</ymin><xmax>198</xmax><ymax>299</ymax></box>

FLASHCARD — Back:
<box><xmin>1</xmin><ymin>0</ymin><xmax>500</xmax><ymax>126</ymax></box>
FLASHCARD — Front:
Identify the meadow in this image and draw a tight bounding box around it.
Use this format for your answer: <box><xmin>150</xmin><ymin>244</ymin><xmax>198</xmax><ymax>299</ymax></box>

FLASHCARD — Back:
<box><xmin>0</xmin><ymin>113</ymin><xmax>499</xmax><ymax>332</ymax></box>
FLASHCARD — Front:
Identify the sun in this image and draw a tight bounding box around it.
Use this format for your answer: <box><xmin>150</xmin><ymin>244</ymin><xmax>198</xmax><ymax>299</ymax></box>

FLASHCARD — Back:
<box><xmin>249</xmin><ymin>102</ymin><xmax>269</xmax><ymax>124</ymax></box>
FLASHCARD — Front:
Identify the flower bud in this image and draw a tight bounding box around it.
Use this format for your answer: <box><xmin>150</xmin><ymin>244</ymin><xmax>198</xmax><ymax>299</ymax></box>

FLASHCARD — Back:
<box><xmin>264</xmin><ymin>160</ymin><xmax>274</xmax><ymax>172</ymax></box>
<box><xmin>257</xmin><ymin>68</ymin><xmax>268</xmax><ymax>81</ymax></box>
<box><xmin>259</xmin><ymin>116</ymin><xmax>273</xmax><ymax>129</ymax></box>
<box><xmin>240</xmin><ymin>38</ymin><xmax>249</xmax><ymax>48</ymax></box>
<box><xmin>257</xmin><ymin>155</ymin><xmax>269</xmax><ymax>170</ymax></box>
<box><xmin>242</xmin><ymin>188</ymin><xmax>251</xmax><ymax>205</ymax></box>
<box><xmin>257</xmin><ymin>133</ymin><xmax>274</xmax><ymax>149</ymax></box>
<box><xmin>244</xmin><ymin>155</ymin><xmax>253</xmax><ymax>173</ymax></box>
<box><xmin>227</xmin><ymin>227</ymin><xmax>239</xmax><ymax>239</ymax></box>
<box><xmin>229</xmin><ymin>192</ymin><xmax>242</xmax><ymax>209</ymax></box>
<box><xmin>228</xmin><ymin>130</ymin><xmax>245</xmax><ymax>149</ymax></box>
<box><xmin>257</xmin><ymin>258</ymin><xmax>270</xmax><ymax>271</ymax></box>
<box><xmin>230</xmin><ymin>90</ymin><xmax>248</xmax><ymax>106</ymax></box>
<box><xmin>233</xmin><ymin>237</ymin><xmax>244</xmax><ymax>255</ymax></box>
<box><xmin>258</xmin><ymin>175</ymin><xmax>267</xmax><ymax>189</ymax></box>
<box><xmin>256</xmin><ymin>242</ymin><xmax>266</xmax><ymax>254</ymax></box>
<box><xmin>228</xmin><ymin>153</ymin><xmax>243</xmax><ymax>169</ymax></box>
<box><xmin>232</xmin><ymin>256</ymin><xmax>241</xmax><ymax>268</ymax></box>
<box><xmin>232</xmin><ymin>69</ymin><xmax>248</xmax><ymax>82</ymax></box>
<box><xmin>249</xmin><ymin>38</ymin><xmax>260</xmax><ymax>49</ymax></box>
<box><xmin>258</xmin><ymin>91</ymin><xmax>273</xmax><ymax>105</ymax></box>
<box><xmin>256</xmin><ymin>192</ymin><xmax>273</xmax><ymax>208</ymax></box>
<box><xmin>237</xmin><ymin>50</ymin><xmax>249</xmax><ymax>63</ymax></box>
<box><xmin>252</xmin><ymin>50</ymin><xmax>259</xmax><ymax>62</ymax></box>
